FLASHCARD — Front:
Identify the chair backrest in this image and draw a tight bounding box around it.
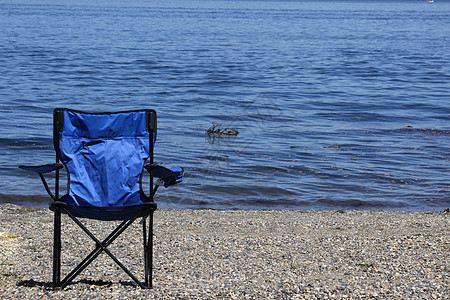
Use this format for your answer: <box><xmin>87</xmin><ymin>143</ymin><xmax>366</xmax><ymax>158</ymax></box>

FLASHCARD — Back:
<box><xmin>54</xmin><ymin>109</ymin><xmax>156</xmax><ymax>207</ymax></box>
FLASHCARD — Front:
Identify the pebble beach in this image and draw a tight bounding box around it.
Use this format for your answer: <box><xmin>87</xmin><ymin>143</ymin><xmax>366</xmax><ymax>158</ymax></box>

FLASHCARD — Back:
<box><xmin>0</xmin><ymin>203</ymin><xmax>448</xmax><ymax>299</ymax></box>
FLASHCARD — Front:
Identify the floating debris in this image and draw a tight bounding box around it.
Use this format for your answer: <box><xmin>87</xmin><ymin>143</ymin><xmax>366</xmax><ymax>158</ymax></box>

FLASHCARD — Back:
<box><xmin>323</xmin><ymin>145</ymin><xmax>343</xmax><ymax>149</ymax></box>
<box><xmin>206</xmin><ymin>122</ymin><xmax>240</xmax><ymax>136</ymax></box>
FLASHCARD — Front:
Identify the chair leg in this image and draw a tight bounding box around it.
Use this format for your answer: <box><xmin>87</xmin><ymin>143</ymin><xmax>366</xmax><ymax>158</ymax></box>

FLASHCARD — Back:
<box><xmin>143</xmin><ymin>217</ymin><xmax>148</xmax><ymax>287</ymax></box>
<box><xmin>53</xmin><ymin>205</ymin><xmax>62</xmax><ymax>288</ymax></box>
<box><xmin>143</xmin><ymin>212</ymin><xmax>154</xmax><ymax>289</ymax></box>
<box><xmin>149</xmin><ymin>212</ymin><xmax>154</xmax><ymax>288</ymax></box>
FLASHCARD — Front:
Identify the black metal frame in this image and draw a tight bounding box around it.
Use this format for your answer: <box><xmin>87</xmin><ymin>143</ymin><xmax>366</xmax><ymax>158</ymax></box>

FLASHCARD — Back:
<box><xmin>50</xmin><ymin>108</ymin><xmax>158</xmax><ymax>289</ymax></box>
<box><xmin>51</xmin><ymin>202</ymin><xmax>156</xmax><ymax>289</ymax></box>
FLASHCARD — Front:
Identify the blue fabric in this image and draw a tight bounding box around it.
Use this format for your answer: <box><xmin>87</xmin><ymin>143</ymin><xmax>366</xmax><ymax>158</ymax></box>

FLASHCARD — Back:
<box><xmin>167</xmin><ymin>167</ymin><xmax>183</xmax><ymax>187</ymax></box>
<box><xmin>145</xmin><ymin>165</ymin><xmax>183</xmax><ymax>188</ymax></box>
<box><xmin>59</xmin><ymin>110</ymin><xmax>153</xmax><ymax>207</ymax></box>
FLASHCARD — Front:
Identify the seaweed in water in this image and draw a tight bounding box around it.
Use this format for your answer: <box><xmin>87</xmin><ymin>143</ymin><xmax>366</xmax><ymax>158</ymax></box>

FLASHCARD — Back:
<box><xmin>206</xmin><ymin>122</ymin><xmax>240</xmax><ymax>136</ymax></box>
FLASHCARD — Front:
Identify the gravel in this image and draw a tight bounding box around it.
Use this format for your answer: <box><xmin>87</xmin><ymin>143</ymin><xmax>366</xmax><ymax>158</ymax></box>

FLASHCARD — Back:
<box><xmin>0</xmin><ymin>203</ymin><xmax>448</xmax><ymax>299</ymax></box>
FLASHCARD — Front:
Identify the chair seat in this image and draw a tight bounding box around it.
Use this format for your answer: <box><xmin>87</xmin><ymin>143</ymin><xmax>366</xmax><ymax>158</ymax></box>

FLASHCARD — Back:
<box><xmin>52</xmin><ymin>198</ymin><xmax>157</xmax><ymax>221</ymax></box>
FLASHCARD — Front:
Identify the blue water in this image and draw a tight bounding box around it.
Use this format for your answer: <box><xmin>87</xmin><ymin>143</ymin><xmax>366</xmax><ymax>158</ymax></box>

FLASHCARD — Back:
<box><xmin>0</xmin><ymin>0</ymin><xmax>449</xmax><ymax>211</ymax></box>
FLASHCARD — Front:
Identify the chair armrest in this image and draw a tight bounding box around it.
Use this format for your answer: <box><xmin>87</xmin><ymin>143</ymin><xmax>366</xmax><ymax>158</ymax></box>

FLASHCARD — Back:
<box><xmin>145</xmin><ymin>164</ymin><xmax>183</xmax><ymax>188</ymax></box>
<box><xmin>19</xmin><ymin>163</ymin><xmax>64</xmax><ymax>200</ymax></box>
<box><xmin>19</xmin><ymin>163</ymin><xmax>63</xmax><ymax>173</ymax></box>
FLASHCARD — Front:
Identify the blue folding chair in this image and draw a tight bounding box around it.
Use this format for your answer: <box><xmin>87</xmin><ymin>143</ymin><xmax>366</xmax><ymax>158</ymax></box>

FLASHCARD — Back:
<box><xmin>20</xmin><ymin>108</ymin><xmax>183</xmax><ymax>289</ymax></box>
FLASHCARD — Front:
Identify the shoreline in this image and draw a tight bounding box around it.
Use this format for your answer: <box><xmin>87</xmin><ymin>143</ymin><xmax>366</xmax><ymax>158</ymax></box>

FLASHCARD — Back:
<box><xmin>0</xmin><ymin>203</ymin><xmax>448</xmax><ymax>299</ymax></box>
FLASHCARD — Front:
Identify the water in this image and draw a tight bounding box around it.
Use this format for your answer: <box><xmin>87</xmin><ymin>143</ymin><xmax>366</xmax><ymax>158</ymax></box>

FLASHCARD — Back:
<box><xmin>0</xmin><ymin>0</ymin><xmax>449</xmax><ymax>211</ymax></box>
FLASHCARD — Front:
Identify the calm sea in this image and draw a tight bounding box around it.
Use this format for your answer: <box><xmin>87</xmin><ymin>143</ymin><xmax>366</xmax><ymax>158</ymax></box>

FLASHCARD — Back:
<box><xmin>0</xmin><ymin>0</ymin><xmax>449</xmax><ymax>211</ymax></box>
